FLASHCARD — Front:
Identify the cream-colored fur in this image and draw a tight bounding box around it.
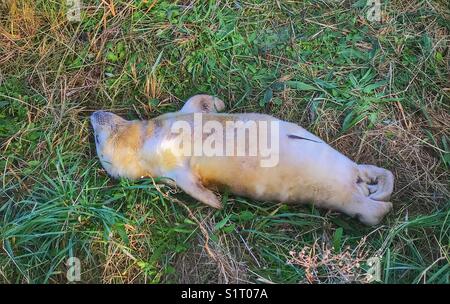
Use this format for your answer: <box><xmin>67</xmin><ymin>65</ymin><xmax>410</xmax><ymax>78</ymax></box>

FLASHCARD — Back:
<box><xmin>91</xmin><ymin>95</ymin><xmax>394</xmax><ymax>225</ymax></box>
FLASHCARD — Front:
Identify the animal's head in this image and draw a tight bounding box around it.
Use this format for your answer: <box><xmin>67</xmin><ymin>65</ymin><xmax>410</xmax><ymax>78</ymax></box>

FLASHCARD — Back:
<box><xmin>90</xmin><ymin>111</ymin><xmax>127</xmax><ymax>149</ymax></box>
<box><xmin>90</xmin><ymin>111</ymin><xmax>145</xmax><ymax>179</ymax></box>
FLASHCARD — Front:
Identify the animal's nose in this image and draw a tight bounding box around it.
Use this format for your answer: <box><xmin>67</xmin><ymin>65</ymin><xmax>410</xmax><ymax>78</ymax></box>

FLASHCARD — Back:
<box><xmin>90</xmin><ymin>111</ymin><xmax>109</xmax><ymax>126</ymax></box>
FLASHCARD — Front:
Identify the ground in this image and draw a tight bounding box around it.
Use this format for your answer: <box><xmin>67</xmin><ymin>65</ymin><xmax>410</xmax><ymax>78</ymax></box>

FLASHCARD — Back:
<box><xmin>0</xmin><ymin>0</ymin><xmax>449</xmax><ymax>283</ymax></box>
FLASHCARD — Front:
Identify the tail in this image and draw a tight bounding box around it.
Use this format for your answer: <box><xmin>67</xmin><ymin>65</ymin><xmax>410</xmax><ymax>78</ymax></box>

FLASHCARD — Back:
<box><xmin>357</xmin><ymin>164</ymin><xmax>394</xmax><ymax>201</ymax></box>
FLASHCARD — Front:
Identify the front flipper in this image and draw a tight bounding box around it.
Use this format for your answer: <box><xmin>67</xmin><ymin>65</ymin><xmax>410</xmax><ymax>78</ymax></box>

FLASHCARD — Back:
<box><xmin>167</xmin><ymin>170</ymin><xmax>222</xmax><ymax>209</ymax></box>
<box><xmin>179</xmin><ymin>94</ymin><xmax>226</xmax><ymax>113</ymax></box>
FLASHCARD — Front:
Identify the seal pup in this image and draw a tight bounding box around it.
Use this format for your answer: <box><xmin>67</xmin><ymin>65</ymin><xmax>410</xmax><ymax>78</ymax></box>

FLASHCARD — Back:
<box><xmin>90</xmin><ymin>94</ymin><xmax>394</xmax><ymax>225</ymax></box>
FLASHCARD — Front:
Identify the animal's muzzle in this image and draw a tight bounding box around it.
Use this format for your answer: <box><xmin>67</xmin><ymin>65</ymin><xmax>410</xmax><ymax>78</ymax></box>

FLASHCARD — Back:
<box><xmin>91</xmin><ymin>111</ymin><xmax>111</xmax><ymax>126</ymax></box>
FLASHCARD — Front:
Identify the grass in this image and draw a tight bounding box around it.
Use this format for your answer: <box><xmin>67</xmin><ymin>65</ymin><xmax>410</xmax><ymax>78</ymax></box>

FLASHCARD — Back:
<box><xmin>0</xmin><ymin>0</ymin><xmax>449</xmax><ymax>283</ymax></box>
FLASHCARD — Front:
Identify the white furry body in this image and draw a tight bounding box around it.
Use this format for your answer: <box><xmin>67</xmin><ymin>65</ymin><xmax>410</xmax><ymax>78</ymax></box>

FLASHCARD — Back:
<box><xmin>91</xmin><ymin>95</ymin><xmax>394</xmax><ymax>225</ymax></box>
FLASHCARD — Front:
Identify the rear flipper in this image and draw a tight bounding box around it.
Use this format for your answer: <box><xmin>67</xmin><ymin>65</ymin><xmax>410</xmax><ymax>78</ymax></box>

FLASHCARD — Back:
<box><xmin>357</xmin><ymin>164</ymin><xmax>394</xmax><ymax>201</ymax></box>
<box><xmin>341</xmin><ymin>194</ymin><xmax>393</xmax><ymax>226</ymax></box>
